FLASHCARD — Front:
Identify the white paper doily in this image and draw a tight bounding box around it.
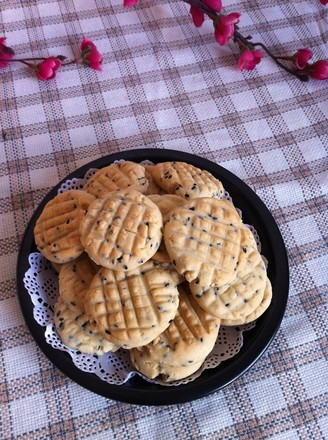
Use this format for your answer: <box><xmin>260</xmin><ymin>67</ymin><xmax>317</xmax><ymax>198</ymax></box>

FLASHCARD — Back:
<box><xmin>23</xmin><ymin>161</ymin><xmax>257</xmax><ymax>386</ymax></box>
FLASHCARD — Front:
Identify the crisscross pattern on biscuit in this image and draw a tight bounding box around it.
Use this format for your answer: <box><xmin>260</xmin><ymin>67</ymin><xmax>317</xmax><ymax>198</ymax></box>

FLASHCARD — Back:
<box><xmin>80</xmin><ymin>190</ymin><xmax>163</xmax><ymax>271</ymax></box>
<box><xmin>190</xmin><ymin>247</ymin><xmax>267</xmax><ymax>320</ymax></box>
<box><xmin>164</xmin><ymin>198</ymin><xmax>243</xmax><ymax>286</ymax></box>
<box><xmin>85</xmin><ymin>262</ymin><xmax>179</xmax><ymax>348</ymax></box>
<box><xmin>221</xmin><ymin>276</ymin><xmax>272</xmax><ymax>326</ymax></box>
<box><xmin>34</xmin><ymin>190</ymin><xmax>95</xmax><ymax>263</ymax></box>
<box><xmin>84</xmin><ymin>161</ymin><xmax>149</xmax><ymax>198</ymax></box>
<box><xmin>151</xmin><ymin>161</ymin><xmax>225</xmax><ymax>199</ymax></box>
<box><xmin>144</xmin><ymin>286</ymin><xmax>220</xmax><ymax>366</ymax></box>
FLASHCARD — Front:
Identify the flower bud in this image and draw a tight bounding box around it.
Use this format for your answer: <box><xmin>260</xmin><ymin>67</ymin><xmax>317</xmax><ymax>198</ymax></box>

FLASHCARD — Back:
<box><xmin>204</xmin><ymin>0</ymin><xmax>222</xmax><ymax>13</ymax></box>
<box><xmin>214</xmin><ymin>13</ymin><xmax>240</xmax><ymax>46</ymax></box>
<box><xmin>124</xmin><ymin>0</ymin><xmax>139</xmax><ymax>7</ymax></box>
<box><xmin>309</xmin><ymin>60</ymin><xmax>328</xmax><ymax>80</ymax></box>
<box><xmin>292</xmin><ymin>48</ymin><xmax>312</xmax><ymax>70</ymax></box>
<box><xmin>80</xmin><ymin>37</ymin><xmax>103</xmax><ymax>71</ymax></box>
<box><xmin>238</xmin><ymin>49</ymin><xmax>263</xmax><ymax>71</ymax></box>
<box><xmin>0</xmin><ymin>37</ymin><xmax>15</xmax><ymax>68</ymax></box>
<box><xmin>35</xmin><ymin>57</ymin><xmax>61</xmax><ymax>81</ymax></box>
<box><xmin>190</xmin><ymin>5</ymin><xmax>205</xmax><ymax>28</ymax></box>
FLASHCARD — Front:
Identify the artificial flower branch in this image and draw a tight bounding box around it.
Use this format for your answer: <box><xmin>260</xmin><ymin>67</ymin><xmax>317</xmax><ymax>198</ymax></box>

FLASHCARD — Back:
<box><xmin>0</xmin><ymin>38</ymin><xmax>102</xmax><ymax>81</ymax></box>
<box><xmin>181</xmin><ymin>0</ymin><xmax>327</xmax><ymax>81</ymax></box>
<box><xmin>233</xmin><ymin>30</ymin><xmax>309</xmax><ymax>81</ymax></box>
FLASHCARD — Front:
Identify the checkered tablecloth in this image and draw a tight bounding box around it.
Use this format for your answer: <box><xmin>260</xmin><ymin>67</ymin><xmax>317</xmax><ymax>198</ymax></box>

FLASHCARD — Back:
<box><xmin>1</xmin><ymin>0</ymin><xmax>327</xmax><ymax>438</ymax></box>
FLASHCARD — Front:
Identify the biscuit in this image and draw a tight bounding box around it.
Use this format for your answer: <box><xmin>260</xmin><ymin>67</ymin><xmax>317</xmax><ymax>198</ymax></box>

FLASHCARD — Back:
<box><xmin>84</xmin><ymin>260</ymin><xmax>180</xmax><ymax>349</ymax></box>
<box><xmin>164</xmin><ymin>198</ymin><xmax>244</xmax><ymax>287</ymax></box>
<box><xmin>221</xmin><ymin>276</ymin><xmax>272</xmax><ymax>325</ymax></box>
<box><xmin>58</xmin><ymin>253</ymin><xmax>99</xmax><ymax>312</ymax></box>
<box><xmin>79</xmin><ymin>189</ymin><xmax>163</xmax><ymax>271</ymax></box>
<box><xmin>148</xmin><ymin>194</ymin><xmax>185</xmax><ymax>223</ymax></box>
<box><xmin>84</xmin><ymin>161</ymin><xmax>149</xmax><ymax>198</ymax></box>
<box><xmin>190</xmin><ymin>246</ymin><xmax>267</xmax><ymax>320</ymax></box>
<box><xmin>54</xmin><ymin>298</ymin><xmax>118</xmax><ymax>355</ymax></box>
<box><xmin>244</xmin><ymin>226</ymin><xmax>258</xmax><ymax>249</ymax></box>
<box><xmin>51</xmin><ymin>262</ymin><xmax>62</xmax><ymax>273</ymax></box>
<box><xmin>130</xmin><ymin>349</ymin><xmax>205</xmax><ymax>382</ymax></box>
<box><xmin>151</xmin><ymin>240</ymin><xmax>171</xmax><ymax>263</ymax></box>
<box><xmin>143</xmin><ymin>165</ymin><xmax>164</xmax><ymax>195</ymax></box>
<box><xmin>131</xmin><ymin>284</ymin><xmax>220</xmax><ymax>368</ymax></box>
<box><xmin>231</xmin><ymin>224</ymin><xmax>259</xmax><ymax>277</ymax></box>
<box><xmin>150</xmin><ymin>259</ymin><xmax>185</xmax><ymax>286</ymax></box>
<box><xmin>149</xmin><ymin>161</ymin><xmax>225</xmax><ymax>199</ymax></box>
<box><xmin>34</xmin><ymin>189</ymin><xmax>95</xmax><ymax>264</ymax></box>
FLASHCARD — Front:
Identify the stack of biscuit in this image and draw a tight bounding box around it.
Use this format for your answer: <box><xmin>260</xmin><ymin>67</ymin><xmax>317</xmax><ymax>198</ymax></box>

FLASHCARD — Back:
<box><xmin>34</xmin><ymin>160</ymin><xmax>272</xmax><ymax>383</ymax></box>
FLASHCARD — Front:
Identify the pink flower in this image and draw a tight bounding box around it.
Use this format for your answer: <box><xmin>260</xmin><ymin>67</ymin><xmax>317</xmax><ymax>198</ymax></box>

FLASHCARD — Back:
<box><xmin>320</xmin><ymin>0</ymin><xmax>328</xmax><ymax>5</ymax></box>
<box><xmin>80</xmin><ymin>37</ymin><xmax>102</xmax><ymax>71</ymax></box>
<box><xmin>35</xmin><ymin>57</ymin><xmax>61</xmax><ymax>81</ymax></box>
<box><xmin>309</xmin><ymin>60</ymin><xmax>328</xmax><ymax>80</ymax></box>
<box><xmin>190</xmin><ymin>0</ymin><xmax>222</xmax><ymax>28</ymax></box>
<box><xmin>203</xmin><ymin>0</ymin><xmax>222</xmax><ymax>12</ymax></box>
<box><xmin>190</xmin><ymin>5</ymin><xmax>205</xmax><ymax>28</ymax></box>
<box><xmin>214</xmin><ymin>13</ymin><xmax>240</xmax><ymax>46</ymax></box>
<box><xmin>238</xmin><ymin>49</ymin><xmax>263</xmax><ymax>71</ymax></box>
<box><xmin>124</xmin><ymin>0</ymin><xmax>139</xmax><ymax>7</ymax></box>
<box><xmin>0</xmin><ymin>37</ymin><xmax>15</xmax><ymax>68</ymax></box>
<box><xmin>292</xmin><ymin>48</ymin><xmax>312</xmax><ymax>69</ymax></box>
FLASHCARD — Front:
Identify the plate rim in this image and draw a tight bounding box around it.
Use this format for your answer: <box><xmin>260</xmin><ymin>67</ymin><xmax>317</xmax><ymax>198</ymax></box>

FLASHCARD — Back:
<box><xmin>16</xmin><ymin>148</ymin><xmax>289</xmax><ymax>405</ymax></box>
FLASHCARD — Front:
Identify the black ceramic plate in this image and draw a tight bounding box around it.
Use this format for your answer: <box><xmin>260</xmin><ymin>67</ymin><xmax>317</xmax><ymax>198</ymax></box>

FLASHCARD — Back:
<box><xmin>17</xmin><ymin>149</ymin><xmax>289</xmax><ymax>406</ymax></box>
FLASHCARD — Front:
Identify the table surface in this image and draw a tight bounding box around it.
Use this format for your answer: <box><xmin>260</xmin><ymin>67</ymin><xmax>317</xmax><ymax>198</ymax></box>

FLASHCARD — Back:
<box><xmin>1</xmin><ymin>0</ymin><xmax>327</xmax><ymax>439</ymax></box>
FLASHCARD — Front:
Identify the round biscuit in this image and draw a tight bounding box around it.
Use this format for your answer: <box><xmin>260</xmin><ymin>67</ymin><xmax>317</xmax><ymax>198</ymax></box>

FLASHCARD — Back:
<box><xmin>83</xmin><ymin>161</ymin><xmax>149</xmax><ymax>198</ymax></box>
<box><xmin>84</xmin><ymin>260</ymin><xmax>180</xmax><ymax>349</ymax></box>
<box><xmin>130</xmin><ymin>349</ymin><xmax>205</xmax><ymax>382</ymax></box>
<box><xmin>79</xmin><ymin>189</ymin><xmax>163</xmax><ymax>271</ymax></box>
<box><xmin>164</xmin><ymin>198</ymin><xmax>244</xmax><ymax>287</ymax></box>
<box><xmin>190</xmin><ymin>246</ymin><xmax>267</xmax><ymax>320</ymax></box>
<box><xmin>149</xmin><ymin>161</ymin><xmax>225</xmax><ymax>199</ymax></box>
<box><xmin>34</xmin><ymin>189</ymin><xmax>95</xmax><ymax>264</ymax></box>
<box><xmin>130</xmin><ymin>284</ymin><xmax>220</xmax><ymax>368</ymax></box>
